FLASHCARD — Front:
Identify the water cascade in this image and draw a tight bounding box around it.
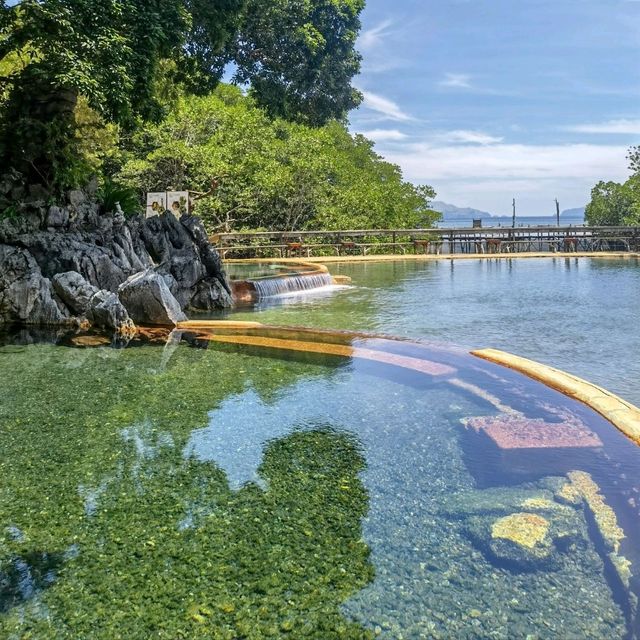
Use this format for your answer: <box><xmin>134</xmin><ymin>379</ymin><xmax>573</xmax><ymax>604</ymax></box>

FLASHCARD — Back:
<box><xmin>252</xmin><ymin>272</ymin><xmax>334</xmax><ymax>298</ymax></box>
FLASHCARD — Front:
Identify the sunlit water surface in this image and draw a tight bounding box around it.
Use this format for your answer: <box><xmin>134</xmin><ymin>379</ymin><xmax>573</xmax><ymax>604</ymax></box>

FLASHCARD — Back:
<box><xmin>227</xmin><ymin>257</ymin><xmax>640</xmax><ymax>406</ymax></box>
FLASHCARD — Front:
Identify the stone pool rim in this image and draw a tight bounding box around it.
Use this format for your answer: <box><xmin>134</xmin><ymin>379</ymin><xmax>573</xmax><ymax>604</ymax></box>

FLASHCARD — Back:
<box><xmin>175</xmin><ymin>320</ymin><xmax>640</xmax><ymax>448</ymax></box>
<box><xmin>222</xmin><ymin>252</ymin><xmax>640</xmax><ymax>265</ymax></box>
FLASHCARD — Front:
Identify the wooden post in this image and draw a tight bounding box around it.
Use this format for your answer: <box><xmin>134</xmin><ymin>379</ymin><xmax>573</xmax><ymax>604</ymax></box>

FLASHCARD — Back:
<box><xmin>512</xmin><ymin>198</ymin><xmax>516</xmax><ymax>229</ymax></box>
<box><xmin>555</xmin><ymin>199</ymin><xmax>560</xmax><ymax>227</ymax></box>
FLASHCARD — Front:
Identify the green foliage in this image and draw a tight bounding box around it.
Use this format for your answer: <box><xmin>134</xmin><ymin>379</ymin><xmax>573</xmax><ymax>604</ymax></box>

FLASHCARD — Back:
<box><xmin>117</xmin><ymin>86</ymin><xmax>438</xmax><ymax>232</ymax></box>
<box><xmin>628</xmin><ymin>146</ymin><xmax>640</xmax><ymax>178</ymax></box>
<box><xmin>98</xmin><ymin>179</ymin><xmax>142</xmax><ymax>217</ymax></box>
<box><xmin>585</xmin><ymin>147</ymin><xmax>640</xmax><ymax>226</ymax></box>
<box><xmin>0</xmin><ymin>0</ymin><xmax>365</xmax><ymax>195</ymax></box>
<box><xmin>231</xmin><ymin>0</ymin><xmax>364</xmax><ymax>125</ymax></box>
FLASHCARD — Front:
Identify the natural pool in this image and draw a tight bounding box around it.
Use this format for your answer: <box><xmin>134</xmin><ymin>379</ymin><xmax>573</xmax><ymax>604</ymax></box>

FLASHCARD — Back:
<box><xmin>225</xmin><ymin>257</ymin><xmax>640</xmax><ymax>407</ymax></box>
<box><xmin>1</xmin><ymin>322</ymin><xmax>640</xmax><ymax>639</ymax></box>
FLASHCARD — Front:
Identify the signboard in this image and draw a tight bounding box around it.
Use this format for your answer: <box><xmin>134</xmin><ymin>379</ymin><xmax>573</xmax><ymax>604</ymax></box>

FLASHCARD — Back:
<box><xmin>146</xmin><ymin>191</ymin><xmax>190</xmax><ymax>218</ymax></box>
<box><xmin>146</xmin><ymin>192</ymin><xmax>166</xmax><ymax>219</ymax></box>
<box><xmin>167</xmin><ymin>191</ymin><xmax>189</xmax><ymax>217</ymax></box>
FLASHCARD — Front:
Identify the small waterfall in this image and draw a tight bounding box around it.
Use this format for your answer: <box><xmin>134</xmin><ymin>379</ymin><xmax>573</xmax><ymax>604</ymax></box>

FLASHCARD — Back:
<box><xmin>251</xmin><ymin>272</ymin><xmax>334</xmax><ymax>298</ymax></box>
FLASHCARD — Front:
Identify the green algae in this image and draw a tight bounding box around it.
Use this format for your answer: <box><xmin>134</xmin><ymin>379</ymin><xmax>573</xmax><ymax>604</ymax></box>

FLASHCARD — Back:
<box><xmin>0</xmin><ymin>342</ymin><xmax>374</xmax><ymax>639</ymax></box>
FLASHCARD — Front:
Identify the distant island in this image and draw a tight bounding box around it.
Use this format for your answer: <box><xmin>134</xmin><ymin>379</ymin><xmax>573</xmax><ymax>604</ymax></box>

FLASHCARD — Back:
<box><xmin>561</xmin><ymin>207</ymin><xmax>586</xmax><ymax>218</ymax></box>
<box><xmin>431</xmin><ymin>201</ymin><xmax>585</xmax><ymax>222</ymax></box>
<box><xmin>430</xmin><ymin>201</ymin><xmax>494</xmax><ymax>221</ymax></box>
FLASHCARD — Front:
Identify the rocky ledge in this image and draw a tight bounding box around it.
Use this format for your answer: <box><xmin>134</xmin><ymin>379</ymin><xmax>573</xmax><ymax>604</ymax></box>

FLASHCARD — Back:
<box><xmin>0</xmin><ymin>191</ymin><xmax>232</xmax><ymax>332</ymax></box>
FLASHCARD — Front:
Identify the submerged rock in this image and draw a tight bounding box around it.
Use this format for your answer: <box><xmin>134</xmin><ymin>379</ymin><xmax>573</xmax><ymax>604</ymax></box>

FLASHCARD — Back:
<box><xmin>456</xmin><ymin>483</ymin><xmax>588</xmax><ymax>571</ymax></box>
<box><xmin>491</xmin><ymin>512</ymin><xmax>552</xmax><ymax>556</ymax></box>
<box><xmin>562</xmin><ymin>471</ymin><xmax>625</xmax><ymax>553</ymax></box>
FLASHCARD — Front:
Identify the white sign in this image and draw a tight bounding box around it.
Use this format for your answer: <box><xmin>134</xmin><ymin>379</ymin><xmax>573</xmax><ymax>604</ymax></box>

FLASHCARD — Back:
<box><xmin>146</xmin><ymin>192</ymin><xmax>166</xmax><ymax>218</ymax></box>
<box><xmin>146</xmin><ymin>191</ymin><xmax>190</xmax><ymax>218</ymax></box>
<box><xmin>167</xmin><ymin>191</ymin><xmax>189</xmax><ymax>217</ymax></box>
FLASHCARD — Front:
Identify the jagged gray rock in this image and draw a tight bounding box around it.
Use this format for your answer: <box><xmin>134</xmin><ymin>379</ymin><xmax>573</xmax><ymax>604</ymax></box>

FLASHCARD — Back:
<box><xmin>87</xmin><ymin>289</ymin><xmax>135</xmax><ymax>333</ymax></box>
<box><xmin>0</xmin><ymin>245</ymin><xmax>70</xmax><ymax>326</ymax></box>
<box><xmin>52</xmin><ymin>271</ymin><xmax>100</xmax><ymax>314</ymax></box>
<box><xmin>118</xmin><ymin>269</ymin><xmax>187</xmax><ymax>326</ymax></box>
<box><xmin>0</xmin><ymin>194</ymin><xmax>231</xmax><ymax>330</ymax></box>
<box><xmin>53</xmin><ymin>271</ymin><xmax>134</xmax><ymax>333</ymax></box>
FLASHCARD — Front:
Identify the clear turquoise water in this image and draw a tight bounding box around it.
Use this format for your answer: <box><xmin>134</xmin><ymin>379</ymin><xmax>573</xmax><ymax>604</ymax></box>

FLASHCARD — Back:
<box><xmin>1</xmin><ymin>327</ymin><xmax>640</xmax><ymax>638</ymax></box>
<box><xmin>2</xmin><ymin>256</ymin><xmax>640</xmax><ymax>638</ymax></box>
<box><xmin>225</xmin><ymin>257</ymin><xmax>640</xmax><ymax>406</ymax></box>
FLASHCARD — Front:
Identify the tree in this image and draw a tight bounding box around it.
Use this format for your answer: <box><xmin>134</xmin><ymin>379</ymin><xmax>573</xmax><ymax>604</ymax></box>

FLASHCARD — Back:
<box><xmin>0</xmin><ymin>0</ymin><xmax>366</xmax><ymax>195</ymax></box>
<box><xmin>0</xmin><ymin>0</ymin><xmax>244</xmax><ymax>193</ymax></box>
<box><xmin>230</xmin><ymin>0</ymin><xmax>364</xmax><ymax>125</ymax></box>
<box><xmin>585</xmin><ymin>179</ymin><xmax>639</xmax><ymax>226</ymax></box>
<box><xmin>628</xmin><ymin>146</ymin><xmax>640</xmax><ymax>178</ymax></box>
<box><xmin>117</xmin><ymin>86</ymin><xmax>437</xmax><ymax>232</ymax></box>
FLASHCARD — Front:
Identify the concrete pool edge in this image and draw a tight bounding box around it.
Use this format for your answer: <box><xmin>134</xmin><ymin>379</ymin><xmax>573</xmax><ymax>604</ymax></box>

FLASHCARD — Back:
<box><xmin>223</xmin><ymin>252</ymin><xmax>640</xmax><ymax>265</ymax></box>
<box><xmin>173</xmin><ymin>321</ymin><xmax>640</xmax><ymax>447</ymax></box>
<box><xmin>473</xmin><ymin>348</ymin><xmax>640</xmax><ymax>446</ymax></box>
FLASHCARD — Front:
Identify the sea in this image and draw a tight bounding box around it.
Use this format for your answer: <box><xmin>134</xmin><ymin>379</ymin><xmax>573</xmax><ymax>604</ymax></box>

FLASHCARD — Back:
<box><xmin>436</xmin><ymin>215</ymin><xmax>585</xmax><ymax>229</ymax></box>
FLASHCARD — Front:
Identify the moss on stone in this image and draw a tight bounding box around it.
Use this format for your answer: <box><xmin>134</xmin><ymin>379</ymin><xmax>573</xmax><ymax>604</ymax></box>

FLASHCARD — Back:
<box><xmin>491</xmin><ymin>513</ymin><xmax>551</xmax><ymax>550</ymax></box>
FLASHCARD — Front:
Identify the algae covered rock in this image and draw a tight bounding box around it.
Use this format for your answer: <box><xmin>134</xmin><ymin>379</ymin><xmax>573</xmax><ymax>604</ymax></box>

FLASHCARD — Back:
<box><xmin>458</xmin><ymin>484</ymin><xmax>588</xmax><ymax>571</ymax></box>
<box><xmin>489</xmin><ymin>512</ymin><xmax>553</xmax><ymax>566</ymax></box>
<box><xmin>491</xmin><ymin>512</ymin><xmax>551</xmax><ymax>548</ymax></box>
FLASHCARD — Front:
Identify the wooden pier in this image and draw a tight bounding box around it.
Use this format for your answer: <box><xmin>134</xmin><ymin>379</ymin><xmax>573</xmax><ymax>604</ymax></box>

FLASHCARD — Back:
<box><xmin>212</xmin><ymin>226</ymin><xmax>640</xmax><ymax>259</ymax></box>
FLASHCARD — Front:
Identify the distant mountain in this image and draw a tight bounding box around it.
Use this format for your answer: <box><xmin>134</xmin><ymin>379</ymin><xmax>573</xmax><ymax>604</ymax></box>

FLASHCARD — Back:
<box><xmin>430</xmin><ymin>201</ymin><xmax>494</xmax><ymax>220</ymax></box>
<box><xmin>561</xmin><ymin>207</ymin><xmax>585</xmax><ymax>218</ymax></box>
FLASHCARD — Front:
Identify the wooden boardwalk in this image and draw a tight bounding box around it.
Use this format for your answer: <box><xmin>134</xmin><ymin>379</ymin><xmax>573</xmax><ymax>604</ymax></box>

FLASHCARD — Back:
<box><xmin>213</xmin><ymin>225</ymin><xmax>640</xmax><ymax>259</ymax></box>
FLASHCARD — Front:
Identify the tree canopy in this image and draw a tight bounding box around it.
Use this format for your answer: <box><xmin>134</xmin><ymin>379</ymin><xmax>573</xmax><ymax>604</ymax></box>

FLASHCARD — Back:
<box><xmin>0</xmin><ymin>0</ymin><xmax>363</xmax><ymax>193</ymax></box>
<box><xmin>230</xmin><ymin>0</ymin><xmax>364</xmax><ymax>125</ymax></box>
<box><xmin>117</xmin><ymin>86</ymin><xmax>437</xmax><ymax>232</ymax></box>
<box><xmin>585</xmin><ymin>148</ymin><xmax>640</xmax><ymax>226</ymax></box>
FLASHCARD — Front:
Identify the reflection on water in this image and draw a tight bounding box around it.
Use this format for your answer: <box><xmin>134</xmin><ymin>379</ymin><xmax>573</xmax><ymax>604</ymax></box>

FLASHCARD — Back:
<box><xmin>1</xmin><ymin>330</ymin><xmax>640</xmax><ymax>638</ymax></box>
<box><xmin>227</xmin><ymin>257</ymin><xmax>640</xmax><ymax>406</ymax></box>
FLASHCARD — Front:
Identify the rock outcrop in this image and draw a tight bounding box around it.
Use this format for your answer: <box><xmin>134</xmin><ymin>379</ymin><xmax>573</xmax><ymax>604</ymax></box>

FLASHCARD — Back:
<box><xmin>118</xmin><ymin>270</ymin><xmax>187</xmax><ymax>326</ymax></box>
<box><xmin>0</xmin><ymin>194</ymin><xmax>231</xmax><ymax>331</ymax></box>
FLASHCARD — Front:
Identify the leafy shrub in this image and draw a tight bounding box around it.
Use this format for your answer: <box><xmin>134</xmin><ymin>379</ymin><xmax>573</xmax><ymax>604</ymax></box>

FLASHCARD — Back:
<box><xmin>98</xmin><ymin>180</ymin><xmax>142</xmax><ymax>217</ymax></box>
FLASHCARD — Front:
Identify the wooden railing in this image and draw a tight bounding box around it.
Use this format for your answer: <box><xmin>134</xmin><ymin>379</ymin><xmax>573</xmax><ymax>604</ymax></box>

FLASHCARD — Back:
<box><xmin>211</xmin><ymin>226</ymin><xmax>640</xmax><ymax>259</ymax></box>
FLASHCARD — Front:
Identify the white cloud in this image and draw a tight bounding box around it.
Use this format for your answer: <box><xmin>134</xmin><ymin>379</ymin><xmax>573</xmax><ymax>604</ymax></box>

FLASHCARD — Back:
<box><xmin>358</xmin><ymin>20</ymin><xmax>394</xmax><ymax>51</ymax></box>
<box><xmin>378</xmin><ymin>142</ymin><xmax>630</xmax><ymax>215</ymax></box>
<box><xmin>385</xmin><ymin>142</ymin><xmax>627</xmax><ymax>181</ymax></box>
<box><xmin>566</xmin><ymin>119</ymin><xmax>640</xmax><ymax>134</ymax></box>
<box><xmin>438</xmin><ymin>130</ymin><xmax>504</xmax><ymax>145</ymax></box>
<box><xmin>360</xmin><ymin>90</ymin><xmax>414</xmax><ymax>122</ymax></box>
<box><xmin>439</xmin><ymin>73</ymin><xmax>472</xmax><ymax>89</ymax></box>
<box><xmin>359</xmin><ymin>129</ymin><xmax>408</xmax><ymax>142</ymax></box>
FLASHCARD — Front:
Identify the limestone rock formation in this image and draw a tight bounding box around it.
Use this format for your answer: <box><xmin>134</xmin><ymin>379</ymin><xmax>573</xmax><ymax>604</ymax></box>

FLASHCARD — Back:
<box><xmin>53</xmin><ymin>271</ymin><xmax>135</xmax><ymax>333</ymax></box>
<box><xmin>0</xmin><ymin>245</ymin><xmax>70</xmax><ymax>326</ymax></box>
<box><xmin>0</xmin><ymin>194</ymin><xmax>231</xmax><ymax>331</ymax></box>
<box><xmin>118</xmin><ymin>269</ymin><xmax>187</xmax><ymax>326</ymax></box>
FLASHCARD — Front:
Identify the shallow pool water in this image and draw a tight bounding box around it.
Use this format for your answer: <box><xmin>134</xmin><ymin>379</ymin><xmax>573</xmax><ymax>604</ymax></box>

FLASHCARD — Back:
<box><xmin>224</xmin><ymin>257</ymin><xmax>640</xmax><ymax>406</ymax></box>
<box><xmin>1</xmin><ymin>327</ymin><xmax>640</xmax><ymax>639</ymax></box>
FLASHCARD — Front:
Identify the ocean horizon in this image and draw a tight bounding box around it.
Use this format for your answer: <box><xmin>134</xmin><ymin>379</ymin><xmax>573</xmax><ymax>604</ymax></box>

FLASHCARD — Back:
<box><xmin>436</xmin><ymin>215</ymin><xmax>585</xmax><ymax>229</ymax></box>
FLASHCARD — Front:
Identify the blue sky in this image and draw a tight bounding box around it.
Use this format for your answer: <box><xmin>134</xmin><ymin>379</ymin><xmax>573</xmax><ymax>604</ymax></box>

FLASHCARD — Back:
<box><xmin>350</xmin><ymin>0</ymin><xmax>640</xmax><ymax>215</ymax></box>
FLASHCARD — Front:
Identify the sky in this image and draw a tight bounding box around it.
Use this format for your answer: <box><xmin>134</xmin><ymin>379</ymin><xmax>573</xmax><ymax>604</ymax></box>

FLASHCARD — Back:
<box><xmin>349</xmin><ymin>0</ymin><xmax>640</xmax><ymax>215</ymax></box>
